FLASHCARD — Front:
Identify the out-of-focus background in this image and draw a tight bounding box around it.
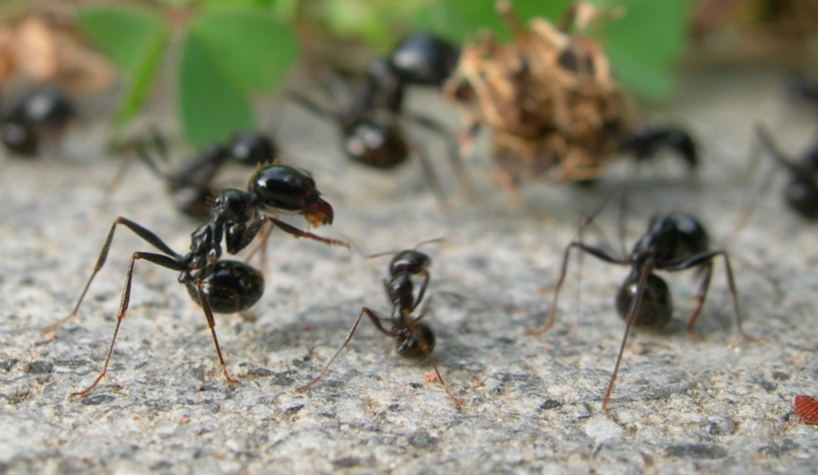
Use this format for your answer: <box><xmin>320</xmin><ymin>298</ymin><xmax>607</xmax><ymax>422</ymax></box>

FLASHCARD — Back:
<box><xmin>1</xmin><ymin>1</ymin><xmax>818</xmax><ymax>473</ymax></box>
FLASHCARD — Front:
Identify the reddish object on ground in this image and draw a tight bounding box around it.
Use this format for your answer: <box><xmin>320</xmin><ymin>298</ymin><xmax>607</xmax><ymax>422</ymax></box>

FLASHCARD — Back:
<box><xmin>794</xmin><ymin>395</ymin><xmax>818</xmax><ymax>425</ymax></box>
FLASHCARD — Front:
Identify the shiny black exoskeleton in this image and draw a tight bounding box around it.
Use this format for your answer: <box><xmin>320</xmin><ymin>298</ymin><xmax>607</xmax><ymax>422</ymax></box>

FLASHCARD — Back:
<box><xmin>125</xmin><ymin>130</ymin><xmax>278</xmax><ymax>218</ymax></box>
<box><xmin>531</xmin><ymin>212</ymin><xmax>754</xmax><ymax>411</ymax></box>
<box><xmin>296</xmin><ymin>248</ymin><xmax>463</xmax><ymax>406</ymax></box>
<box><xmin>756</xmin><ymin>124</ymin><xmax>818</xmax><ymax>219</ymax></box>
<box><xmin>289</xmin><ymin>32</ymin><xmax>469</xmax><ymax>204</ymax></box>
<box><xmin>618</xmin><ymin>126</ymin><xmax>698</xmax><ymax>170</ymax></box>
<box><xmin>45</xmin><ymin>164</ymin><xmax>346</xmax><ymax>398</ymax></box>
<box><xmin>1</xmin><ymin>88</ymin><xmax>75</xmax><ymax>156</ymax></box>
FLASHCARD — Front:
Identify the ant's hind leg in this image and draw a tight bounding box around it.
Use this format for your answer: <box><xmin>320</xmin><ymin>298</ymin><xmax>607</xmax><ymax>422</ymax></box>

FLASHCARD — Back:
<box><xmin>44</xmin><ymin>217</ymin><xmax>181</xmax><ymax>333</ymax></box>
<box><xmin>70</xmin><ymin>251</ymin><xmax>186</xmax><ymax>398</ymax></box>
<box><xmin>196</xmin><ymin>280</ymin><xmax>240</xmax><ymax>387</ymax></box>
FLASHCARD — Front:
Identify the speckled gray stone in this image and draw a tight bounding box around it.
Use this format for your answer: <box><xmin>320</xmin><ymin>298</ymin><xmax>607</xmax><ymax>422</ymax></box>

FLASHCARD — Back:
<box><xmin>1</xmin><ymin>69</ymin><xmax>817</xmax><ymax>474</ymax></box>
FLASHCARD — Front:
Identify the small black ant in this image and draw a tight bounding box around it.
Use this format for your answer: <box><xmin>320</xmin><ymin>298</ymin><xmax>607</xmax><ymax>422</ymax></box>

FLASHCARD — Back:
<box><xmin>113</xmin><ymin>130</ymin><xmax>278</xmax><ymax>218</ymax></box>
<box><xmin>44</xmin><ymin>163</ymin><xmax>348</xmax><ymax>398</ymax></box>
<box><xmin>529</xmin><ymin>212</ymin><xmax>755</xmax><ymax>411</ymax></box>
<box><xmin>617</xmin><ymin>126</ymin><xmax>698</xmax><ymax>170</ymax></box>
<box><xmin>296</xmin><ymin>246</ymin><xmax>464</xmax><ymax>407</ymax></box>
<box><xmin>755</xmin><ymin>124</ymin><xmax>818</xmax><ymax>219</ymax></box>
<box><xmin>290</xmin><ymin>32</ymin><xmax>470</xmax><ymax>205</ymax></box>
<box><xmin>1</xmin><ymin>88</ymin><xmax>75</xmax><ymax>156</ymax></box>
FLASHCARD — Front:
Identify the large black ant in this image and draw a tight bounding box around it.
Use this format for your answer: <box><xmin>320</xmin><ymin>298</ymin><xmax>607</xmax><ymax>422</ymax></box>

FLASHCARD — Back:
<box><xmin>1</xmin><ymin>88</ymin><xmax>75</xmax><ymax>156</ymax></box>
<box><xmin>755</xmin><ymin>124</ymin><xmax>818</xmax><ymax>219</ymax></box>
<box><xmin>529</xmin><ymin>211</ymin><xmax>755</xmax><ymax>411</ymax></box>
<box><xmin>111</xmin><ymin>130</ymin><xmax>278</xmax><ymax>218</ymax></box>
<box><xmin>290</xmin><ymin>32</ymin><xmax>470</xmax><ymax>205</ymax></box>
<box><xmin>296</xmin><ymin>246</ymin><xmax>464</xmax><ymax>407</ymax></box>
<box><xmin>44</xmin><ymin>163</ymin><xmax>348</xmax><ymax>398</ymax></box>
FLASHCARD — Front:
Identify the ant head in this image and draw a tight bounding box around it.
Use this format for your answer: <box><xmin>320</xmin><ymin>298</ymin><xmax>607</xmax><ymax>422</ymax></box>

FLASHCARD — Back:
<box><xmin>389</xmin><ymin>250</ymin><xmax>432</xmax><ymax>277</ymax></box>
<box><xmin>1</xmin><ymin>120</ymin><xmax>38</xmax><ymax>156</ymax></box>
<box><xmin>615</xmin><ymin>273</ymin><xmax>673</xmax><ymax>329</ymax></box>
<box><xmin>389</xmin><ymin>32</ymin><xmax>460</xmax><ymax>86</ymax></box>
<box><xmin>395</xmin><ymin>322</ymin><xmax>436</xmax><ymax>358</ymax></box>
<box><xmin>785</xmin><ymin>177</ymin><xmax>818</xmax><ymax>219</ymax></box>
<box><xmin>343</xmin><ymin>121</ymin><xmax>409</xmax><ymax>168</ymax></box>
<box><xmin>230</xmin><ymin>131</ymin><xmax>277</xmax><ymax>166</ymax></box>
<box><xmin>249</xmin><ymin>164</ymin><xmax>334</xmax><ymax>226</ymax></box>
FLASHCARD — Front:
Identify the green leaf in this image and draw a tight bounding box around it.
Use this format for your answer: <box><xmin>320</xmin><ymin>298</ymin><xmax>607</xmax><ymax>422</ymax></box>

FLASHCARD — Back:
<box><xmin>78</xmin><ymin>6</ymin><xmax>169</xmax><ymax>124</ymax></box>
<box><xmin>78</xmin><ymin>6</ymin><xmax>167</xmax><ymax>78</ymax></box>
<box><xmin>190</xmin><ymin>9</ymin><xmax>298</xmax><ymax>92</ymax></box>
<box><xmin>604</xmin><ymin>0</ymin><xmax>689</xmax><ymax>98</ymax></box>
<box><xmin>179</xmin><ymin>31</ymin><xmax>255</xmax><ymax>148</ymax></box>
<box><xmin>414</xmin><ymin>0</ymin><xmax>575</xmax><ymax>44</ymax></box>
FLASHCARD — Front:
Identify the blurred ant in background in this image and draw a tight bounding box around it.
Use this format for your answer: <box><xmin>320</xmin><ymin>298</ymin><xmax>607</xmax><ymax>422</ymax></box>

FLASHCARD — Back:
<box><xmin>107</xmin><ymin>130</ymin><xmax>278</xmax><ymax>219</ymax></box>
<box><xmin>755</xmin><ymin>124</ymin><xmax>818</xmax><ymax>219</ymax></box>
<box><xmin>290</xmin><ymin>32</ymin><xmax>471</xmax><ymax>207</ymax></box>
<box><xmin>45</xmin><ymin>163</ymin><xmax>347</xmax><ymax>397</ymax></box>
<box><xmin>0</xmin><ymin>88</ymin><xmax>75</xmax><ymax>156</ymax></box>
<box><xmin>296</xmin><ymin>241</ymin><xmax>463</xmax><ymax>407</ymax></box>
<box><xmin>529</xmin><ymin>207</ymin><xmax>757</xmax><ymax>411</ymax></box>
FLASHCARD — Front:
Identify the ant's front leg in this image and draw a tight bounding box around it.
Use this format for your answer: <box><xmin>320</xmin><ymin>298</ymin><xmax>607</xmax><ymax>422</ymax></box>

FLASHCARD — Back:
<box><xmin>259</xmin><ymin>215</ymin><xmax>349</xmax><ymax>248</ymax></box>
<box><xmin>70</xmin><ymin>252</ymin><xmax>187</xmax><ymax>398</ymax></box>
<box><xmin>527</xmin><ymin>241</ymin><xmax>628</xmax><ymax>337</ymax></box>
<box><xmin>295</xmin><ymin>307</ymin><xmax>384</xmax><ymax>393</ymax></box>
<box><xmin>43</xmin><ymin>217</ymin><xmax>182</xmax><ymax>332</ymax></box>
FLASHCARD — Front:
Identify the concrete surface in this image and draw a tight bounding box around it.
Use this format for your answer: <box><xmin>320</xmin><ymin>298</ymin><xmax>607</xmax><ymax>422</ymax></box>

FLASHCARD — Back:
<box><xmin>1</xmin><ymin>69</ymin><xmax>817</xmax><ymax>474</ymax></box>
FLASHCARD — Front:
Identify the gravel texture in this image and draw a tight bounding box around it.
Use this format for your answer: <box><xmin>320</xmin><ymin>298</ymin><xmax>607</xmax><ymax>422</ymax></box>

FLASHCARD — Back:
<box><xmin>1</xmin><ymin>69</ymin><xmax>817</xmax><ymax>474</ymax></box>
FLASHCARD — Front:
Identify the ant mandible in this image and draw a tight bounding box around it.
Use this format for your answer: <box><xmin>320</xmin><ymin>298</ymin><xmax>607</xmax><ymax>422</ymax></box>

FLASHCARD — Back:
<box><xmin>529</xmin><ymin>212</ymin><xmax>756</xmax><ymax>411</ymax></box>
<box><xmin>44</xmin><ymin>164</ymin><xmax>348</xmax><ymax>398</ymax></box>
<box><xmin>1</xmin><ymin>88</ymin><xmax>75</xmax><ymax>156</ymax></box>
<box><xmin>290</xmin><ymin>32</ymin><xmax>470</xmax><ymax>205</ymax></box>
<box><xmin>113</xmin><ymin>130</ymin><xmax>278</xmax><ymax>218</ymax></box>
<box><xmin>755</xmin><ymin>124</ymin><xmax>818</xmax><ymax>219</ymax></box>
<box><xmin>296</xmin><ymin>246</ymin><xmax>464</xmax><ymax>407</ymax></box>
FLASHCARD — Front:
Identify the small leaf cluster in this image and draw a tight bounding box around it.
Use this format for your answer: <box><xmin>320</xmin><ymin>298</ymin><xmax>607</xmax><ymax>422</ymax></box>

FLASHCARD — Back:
<box><xmin>78</xmin><ymin>0</ymin><xmax>690</xmax><ymax>147</ymax></box>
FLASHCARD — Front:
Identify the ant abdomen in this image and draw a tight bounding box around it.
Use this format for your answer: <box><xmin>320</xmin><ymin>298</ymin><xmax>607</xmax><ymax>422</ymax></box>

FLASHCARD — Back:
<box><xmin>396</xmin><ymin>323</ymin><xmax>436</xmax><ymax>358</ymax></box>
<box><xmin>615</xmin><ymin>274</ymin><xmax>673</xmax><ymax>329</ymax></box>
<box><xmin>187</xmin><ymin>260</ymin><xmax>265</xmax><ymax>313</ymax></box>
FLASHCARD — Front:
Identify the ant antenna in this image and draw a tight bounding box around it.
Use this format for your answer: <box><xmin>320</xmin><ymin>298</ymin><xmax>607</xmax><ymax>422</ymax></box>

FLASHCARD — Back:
<box><xmin>366</xmin><ymin>237</ymin><xmax>446</xmax><ymax>259</ymax></box>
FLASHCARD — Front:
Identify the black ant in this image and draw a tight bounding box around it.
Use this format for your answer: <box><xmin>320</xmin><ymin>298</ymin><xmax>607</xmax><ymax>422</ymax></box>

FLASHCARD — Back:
<box><xmin>295</xmin><ymin>246</ymin><xmax>464</xmax><ymax>407</ymax></box>
<box><xmin>112</xmin><ymin>130</ymin><xmax>278</xmax><ymax>218</ymax></box>
<box><xmin>1</xmin><ymin>88</ymin><xmax>75</xmax><ymax>156</ymax></box>
<box><xmin>755</xmin><ymin>124</ymin><xmax>818</xmax><ymax>219</ymax></box>
<box><xmin>44</xmin><ymin>163</ymin><xmax>348</xmax><ymax>398</ymax></box>
<box><xmin>529</xmin><ymin>212</ymin><xmax>755</xmax><ymax>411</ymax></box>
<box><xmin>290</xmin><ymin>32</ymin><xmax>470</xmax><ymax>205</ymax></box>
<box><xmin>617</xmin><ymin>126</ymin><xmax>698</xmax><ymax>170</ymax></box>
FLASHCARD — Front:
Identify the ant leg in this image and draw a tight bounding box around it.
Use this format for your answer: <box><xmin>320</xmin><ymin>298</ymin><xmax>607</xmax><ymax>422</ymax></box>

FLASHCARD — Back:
<box><xmin>405</xmin><ymin>135</ymin><xmax>452</xmax><ymax>212</ymax></box>
<box><xmin>70</xmin><ymin>252</ymin><xmax>187</xmax><ymax>398</ymax></box>
<box><xmin>287</xmin><ymin>91</ymin><xmax>339</xmax><ymax>122</ymax></box>
<box><xmin>686</xmin><ymin>261</ymin><xmax>713</xmax><ymax>341</ymax></box>
<box><xmin>410</xmin><ymin>271</ymin><xmax>431</xmax><ymax>313</ymax></box>
<box><xmin>43</xmin><ymin>217</ymin><xmax>181</xmax><ymax>332</ymax></box>
<box><xmin>242</xmin><ymin>221</ymin><xmax>273</xmax><ymax>269</ymax></box>
<box><xmin>295</xmin><ymin>307</ymin><xmax>382</xmax><ymax>393</ymax></box>
<box><xmin>403</xmin><ymin>111</ymin><xmax>474</xmax><ymax>197</ymax></box>
<box><xmin>400</xmin><ymin>308</ymin><xmax>464</xmax><ymax>408</ymax></box>
<box><xmin>195</xmin><ymin>280</ymin><xmax>240</xmax><ymax>386</ymax></box>
<box><xmin>602</xmin><ymin>264</ymin><xmax>653</xmax><ymax>412</ymax></box>
<box><xmin>662</xmin><ymin>250</ymin><xmax>757</xmax><ymax>342</ymax></box>
<box><xmin>527</xmin><ymin>241</ymin><xmax>628</xmax><ymax>337</ymax></box>
<box><xmin>259</xmin><ymin>215</ymin><xmax>349</xmax><ymax>248</ymax></box>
